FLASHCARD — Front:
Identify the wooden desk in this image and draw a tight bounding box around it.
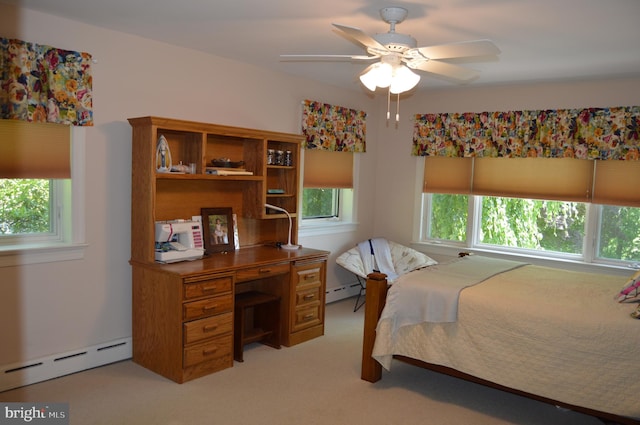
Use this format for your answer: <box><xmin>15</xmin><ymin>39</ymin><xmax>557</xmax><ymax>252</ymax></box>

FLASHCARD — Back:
<box><xmin>131</xmin><ymin>245</ymin><xmax>328</xmax><ymax>383</ymax></box>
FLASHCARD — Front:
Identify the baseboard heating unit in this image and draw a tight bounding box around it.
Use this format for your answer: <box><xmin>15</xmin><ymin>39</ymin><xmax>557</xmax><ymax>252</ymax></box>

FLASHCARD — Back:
<box><xmin>1</xmin><ymin>337</ymin><xmax>132</xmax><ymax>392</ymax></box>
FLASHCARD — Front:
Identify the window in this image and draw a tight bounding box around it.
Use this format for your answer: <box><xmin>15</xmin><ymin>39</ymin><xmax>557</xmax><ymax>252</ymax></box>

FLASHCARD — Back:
<box><xmin>597</xmin><ymin>205</ymin><xmax>640</xmax><ymax>262</ymax></box>
<box><xmin>421</xmin><ymin>156</ymin><xmax>640</xmax><ymax>266</ymax></box>
<box><xmin>422</xmin><ymin>193</ymin><xmax>640</xmax><ymax>265</ymax></box>
<box><xmin>0</xmin><ymin>179</ymin><xmax>55</xmax><ymax>238</ymax></box>
<box><xmin>302</xmin><ymin>188</ymin><xmax>340</xmax><ymax>219</ymax></box>
<box><xmin>0</xmin><ymin>122</ymin><xmax>86</xmax><ymax>266</ymax></box>
<box><xmin>300</xmin><ymin>150</ymin><xmax>356</xmax><ymax>233</ymax></box>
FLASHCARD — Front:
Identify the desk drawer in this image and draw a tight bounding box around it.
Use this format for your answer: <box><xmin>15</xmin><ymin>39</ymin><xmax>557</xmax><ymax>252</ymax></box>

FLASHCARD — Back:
<box><xmin>183</xmin><ymin>294</ymin><xmax>233</xmax><ymax>321</ymax></box>
<box><xmin>184</xmin><ymin>276</ymin><xmax>233</xmax><ymax>300</ymax></box>
<box><xmin>295</xmin><ymin>287</ymin><xmax>321</xmax><ymax>307</ymax></box>
<box><xmin>293</xmin><ymin>265</ymin><xmax>322</xmax><ymax>289</ymax></box>
<box><xmin>235</xmin><ymin>262</ymin><xmax>289</xmax><ymax>282</ymax></box>
<box><xmin>292</xmin><ymin>305</ymin><xmax>321</xmax><ymax>332</ymax></box>
<box><xmin>183</xmin><ymin>312</ymin><xmax>233</xmax><ymax>345</ymax></box>
<box><xmin>183</xmin><ymin>334</ymin><xmax>232</xmax><ymax>368</ymax></box>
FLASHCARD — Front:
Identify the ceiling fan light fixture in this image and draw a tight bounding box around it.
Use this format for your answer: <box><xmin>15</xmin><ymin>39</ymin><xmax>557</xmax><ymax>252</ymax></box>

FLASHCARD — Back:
<box><xmin>360</xmin><ymin>62</ymin><xmax>393</xmax><ymax>91</ymax></box>
<box><xmin>390</xmin><ymin>65</ymin><xmax>420</xmax><ymax>94</ymax></box>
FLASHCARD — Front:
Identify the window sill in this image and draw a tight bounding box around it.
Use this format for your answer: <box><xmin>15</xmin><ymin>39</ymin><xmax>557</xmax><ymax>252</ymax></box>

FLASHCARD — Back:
<box><xmin>413</xmin><ymin>241</ymin><xmax>636</xmax><ymax>277</ymax></box>
<box><xmin>299</xmin><ymin>219</ymin><xmax>358</xmax><ymax>237</ymax></box>
<box><xmin>0</xmin><ymin>243</ymin><xmax>87</xmax><ymax>267</ymax></box>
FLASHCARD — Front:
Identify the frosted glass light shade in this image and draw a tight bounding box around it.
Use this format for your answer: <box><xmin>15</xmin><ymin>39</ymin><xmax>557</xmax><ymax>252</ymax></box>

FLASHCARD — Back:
<box><xmin>359</xmin><ymin>63</ymin><xmax>393</xmax><ymax>91</ymax></box>
<box><xmin>360</xmin><ymin>63</ymin><xmax>419</xmax><ymax>94</ymax></box>
<box><xmin>390</xmin><ymin>66</ymin><xmax>420</xmax><ymax>94</ymax></box>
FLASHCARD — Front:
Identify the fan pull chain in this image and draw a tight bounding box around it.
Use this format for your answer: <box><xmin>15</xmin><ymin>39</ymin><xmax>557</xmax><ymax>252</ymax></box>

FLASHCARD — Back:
<box><xmin>386</xmin><ymin>88</ymin><xmax>391</xmax><ymax>121</ymax></box>
<box><xmin>396</xmin><ymin>92</ymin><xmax>400</xmax><ymax>122</ymax></box>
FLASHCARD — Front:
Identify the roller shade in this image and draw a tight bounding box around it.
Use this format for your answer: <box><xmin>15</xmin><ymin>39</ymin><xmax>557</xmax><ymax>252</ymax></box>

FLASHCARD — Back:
<box><xmin>423</xmin><ymin>157</ymin><xmax>473</xmax><ymax>194</ymax></box>
<box><xmin>593</xmin><ymin>160</ymin><xmax>640</xmax><ymax>207</ymax></box>
<box><xmin>473</xmin><ymin>158</ymin><xmax>593</xmax><ymax>202</ymax></box>
<box><xmin>0</xmin><ymin>119</ymin><xmax>71</xmax><ymax>178</ymax></box>
<box><xmin>422</xmin><ymin>157</ymin><xmax>627</xmax><ymax>205</ymax></box>
<box><xmin>303</xmin><ymin>149</ymin><xmax>353</xmax><ymax>188</ymax></box>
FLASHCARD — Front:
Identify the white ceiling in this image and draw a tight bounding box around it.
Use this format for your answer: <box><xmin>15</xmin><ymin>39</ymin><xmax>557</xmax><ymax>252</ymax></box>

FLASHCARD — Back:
<box><xmin>6</xmin><ymin>0</ymin><xmax>640</xmax><ymax>92</ymax></box>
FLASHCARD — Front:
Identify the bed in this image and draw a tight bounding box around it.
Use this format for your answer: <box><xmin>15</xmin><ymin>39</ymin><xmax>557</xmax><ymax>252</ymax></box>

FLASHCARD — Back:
<box><xmin>361</xmin><ymin>255</ymin><xmax>640</xmax><ymax>425</ymax></box>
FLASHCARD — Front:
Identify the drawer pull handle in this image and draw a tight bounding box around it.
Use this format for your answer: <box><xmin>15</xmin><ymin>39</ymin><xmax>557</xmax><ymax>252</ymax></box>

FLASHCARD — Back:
<box><xmin>258</xmin><ymin>268</ymin><xmax>272</xmax><ymax>274</ymax></box>
<box><xmin>202</xmin><ymin>285</ymin><xmax>217</xmax><ymax>292</ymax></box>
<box><xmin>303</xmin><ymin>314</ymin><xmax>315</xmax><ymax>320</ymax></box>
<box><xmin>203</xmin><ymin>305</ymin><xmax>218</xmax><ymax>311</ymax></box>
<box><xmin>303</xmin><ymin>294</ymin><xmax>315</xmax><ymax>300</ymax></box>
<box><xmin>304</xmin><ymin>274</ymin><xmax>316</xmax><ymax>280</ymax></box>
<box><xmin>203</xmin><ymin>325</ymin><xmax>218</xmax><ymax>332</ymax></box>
<box><xmin>203</xmin><ymin>347</ymin><xmax>218</xmax><ymax>356</ymax></box>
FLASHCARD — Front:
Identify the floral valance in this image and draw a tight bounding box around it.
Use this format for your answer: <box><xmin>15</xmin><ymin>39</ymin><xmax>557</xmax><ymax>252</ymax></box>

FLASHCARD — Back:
<box><xmin>301</xmin><ymin>99</ymin><xmax>366</xmax><ymax>152</ymax></box>
<box><xmin>413</xmin><ymin>106</ymin><xmax>639</xmax><ymax>160</ymax></box>
<box><xmin>1</xmin><ymin>38</ymin><xmax>93</xmax><ymax>126</ymax></box>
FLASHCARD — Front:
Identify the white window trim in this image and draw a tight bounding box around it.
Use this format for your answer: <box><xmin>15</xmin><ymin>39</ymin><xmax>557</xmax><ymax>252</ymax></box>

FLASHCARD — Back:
<box><xmin>0</xmin><ymin>127</ymin><xmax>87</xmax><ymax>267</ymax></box>
<box><xmin>299</xmin><ymin>188</ymin><xmax>357</xmax><ymax>236</ymax></box>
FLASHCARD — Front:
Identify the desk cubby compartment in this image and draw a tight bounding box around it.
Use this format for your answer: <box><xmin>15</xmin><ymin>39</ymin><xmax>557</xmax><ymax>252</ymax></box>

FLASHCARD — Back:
<box><xmin>267</xmin><ymin>140</ymin><xmax>297</xmax><ymax>167</ymax></box>
<box><xmin>206</xmin><ymin>134</ymin><xmax>262</xmax><ymax>176</ymax></box>
<box><xmin>234</xmin><ymin>291</ymin><xmax>281</xmax><ymax>362</ymax></box>
<box><xmin>157</xmin><ymin>129</ymin><xmax>204</xmax><ymax>174</ymax></box>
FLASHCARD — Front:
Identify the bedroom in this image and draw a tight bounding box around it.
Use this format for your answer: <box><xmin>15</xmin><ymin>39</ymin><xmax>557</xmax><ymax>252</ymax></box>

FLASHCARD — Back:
<box><xmin>1</xmin><ymin>0</ymin><xmax>639</xmax><ymax>423</ymax></box>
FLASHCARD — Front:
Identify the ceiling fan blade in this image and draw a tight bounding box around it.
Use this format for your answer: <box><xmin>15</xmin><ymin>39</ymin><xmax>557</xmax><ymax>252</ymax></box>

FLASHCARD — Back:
<box><xmin>280</xmin><ymin>54</ymin><xmax>377</xmax><ymax>61</ymax></box>
<box><xmin>408</xmin><ymin>59</ymin><xmax>480</xmax><ymax>81</ymax></box>
<box><xmin>332</xmin><ymin>23</ymin><xmax>387</xmax><ymax>51</ymax></box>
<box><xmin>417</xmin><ymin>39</ymin><xmax>500</xmax><ymax>60</ymax></box>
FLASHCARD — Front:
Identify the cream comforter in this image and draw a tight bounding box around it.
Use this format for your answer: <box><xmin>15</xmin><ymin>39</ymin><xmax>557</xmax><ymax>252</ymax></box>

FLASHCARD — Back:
<box><xmin>372</xmin><ymin>261</ymin><xmax>640</xmax><ymax>419</ymax></box>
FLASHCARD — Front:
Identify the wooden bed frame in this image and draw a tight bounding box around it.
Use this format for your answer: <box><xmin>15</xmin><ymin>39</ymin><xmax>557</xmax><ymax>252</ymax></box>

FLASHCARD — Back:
<box><xmin>360</xmin><ymin>272</ymin><xmax>640</xmax><ymax>425</ymax></box>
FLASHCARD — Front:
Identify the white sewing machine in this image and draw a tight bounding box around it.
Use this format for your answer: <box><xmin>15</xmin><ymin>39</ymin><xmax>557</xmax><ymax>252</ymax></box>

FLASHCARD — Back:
<box><xmin>154</xmin><ymin>219</ymin><xmax>205</xmax><ymax>263</ymax></box>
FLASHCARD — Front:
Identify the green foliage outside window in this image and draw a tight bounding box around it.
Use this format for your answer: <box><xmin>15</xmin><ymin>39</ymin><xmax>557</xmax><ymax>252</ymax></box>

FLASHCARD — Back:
<box><xmin>302</xmin><ymin>188</ymin><xmax>338</xmax><ymax>219</ymax></box>
<box><xmin>599</xmin><ymin>205</ymin><xmax>640</xmax><ymax>261</ymax></box>
<box><xmin>480</xmin><ymin>197</ymin><xmax>585</xmax><ymax>253</ymax></box>
<box><xmin>429</xmin><ymin>193</ymin><xmax>640</xmax><ymax>263</ymax></box>
<box><xmin>0</xmin><ymin>179</ymin><xmax>51</xmax><ymax>235</ymax></box>
<box><xmin>430</xmin><ymin>194</ymin><xmax>467</xmax><ymax>242</ymax></box>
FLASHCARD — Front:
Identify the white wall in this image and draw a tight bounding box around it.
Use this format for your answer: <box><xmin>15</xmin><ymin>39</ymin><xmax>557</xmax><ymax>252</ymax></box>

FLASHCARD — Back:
<box><xmin>0</xmin><ymin>3</ymin><xmax>378</xmax><ymax>367</ymax></box>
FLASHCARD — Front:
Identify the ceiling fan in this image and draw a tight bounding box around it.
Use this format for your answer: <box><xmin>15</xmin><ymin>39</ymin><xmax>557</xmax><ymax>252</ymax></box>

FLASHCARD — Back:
<box><xmin>281</xmin><ymin>6</ymin><xmax>500</xmax><ymax>94</ymax></box>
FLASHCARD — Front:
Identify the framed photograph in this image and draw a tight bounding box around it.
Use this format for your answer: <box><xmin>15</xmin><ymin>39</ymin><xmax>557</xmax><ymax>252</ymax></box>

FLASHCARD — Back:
<box><xmin>201</xmin><ymin>207</ymin><xmax>235</xmax><ymax>254</ymax></box>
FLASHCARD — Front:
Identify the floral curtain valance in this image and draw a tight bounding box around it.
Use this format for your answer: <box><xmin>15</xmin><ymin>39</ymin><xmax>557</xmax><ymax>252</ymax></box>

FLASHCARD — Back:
<box><xmin>413</xmin><ymin>106</ymin><xmax>639</xmax><ymax>160</ymax></box>
<box><xmin>1</xmin><ymin>38</ymin><xmax>93</xmax><ymax>126</ymax></box>
<box><xmin>301</xmin><ymin>99</ymin><xmax>366</xmax><ymax>152</ymax></box>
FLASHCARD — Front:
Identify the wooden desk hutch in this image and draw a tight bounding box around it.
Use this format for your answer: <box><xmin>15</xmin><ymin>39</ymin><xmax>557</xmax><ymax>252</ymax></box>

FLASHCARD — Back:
<box><xmin>129</xmin><ymin>116</ymin><xmax>328</xmax><ymax>383</ymax></box>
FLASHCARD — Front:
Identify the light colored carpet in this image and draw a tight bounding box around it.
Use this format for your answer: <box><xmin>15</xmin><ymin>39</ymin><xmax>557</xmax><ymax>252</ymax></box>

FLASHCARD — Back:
<box><xmin>0</xmin><ymin>298</ymin><xmax>602</xmax><ymax>425</ymax></box>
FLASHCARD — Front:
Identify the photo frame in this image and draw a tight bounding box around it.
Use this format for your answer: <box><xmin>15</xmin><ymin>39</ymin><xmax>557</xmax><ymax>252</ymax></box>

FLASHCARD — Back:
<box><xmin>201</xmin><ymin>207</ymin><xmax>235</xmax><ymax>254</ymax></box>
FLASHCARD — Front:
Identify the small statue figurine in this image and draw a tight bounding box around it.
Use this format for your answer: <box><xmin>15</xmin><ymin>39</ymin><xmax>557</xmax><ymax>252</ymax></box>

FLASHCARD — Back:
<box><xmin>155</xmin><ymin>135</ymin><xmax>172</xmax><ymax>173</ymax></box>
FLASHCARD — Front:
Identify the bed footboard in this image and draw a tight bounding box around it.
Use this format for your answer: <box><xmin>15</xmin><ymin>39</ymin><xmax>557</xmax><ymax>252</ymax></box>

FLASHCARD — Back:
<box><xmin>361</xmin><ymin>272</ymin><xmax>388</xmax><ymax>382</ymax></box>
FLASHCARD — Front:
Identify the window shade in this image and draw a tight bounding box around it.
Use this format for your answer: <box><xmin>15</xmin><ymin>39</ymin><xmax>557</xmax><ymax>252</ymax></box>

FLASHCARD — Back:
<box><xmin>423</xmin><ymin>157</ymin><xmax>596</xmax><ymax>203</ymax></box>
<box><xmin>473</xmin><ymin>158</ymin><xmax>593</xmax><ymax>202</ymax></box>
<box><xmin>0</xmin><ymin>119</ymin><xmax>71</xmax><ymax>178</ymax></box>
<box><xmin>423</xmin><ymin>157</ymin><xmax>472</xmax><ymax>194</ymax></box>
<box><xmin>593</xmin><ymin>160</ymin><xmax>640</xmax><ymax>207</ymax></box>
<box><xmin>303</xmin><ymin>150</ymin><xmax>353</xmax><ymax>188</ymax></box>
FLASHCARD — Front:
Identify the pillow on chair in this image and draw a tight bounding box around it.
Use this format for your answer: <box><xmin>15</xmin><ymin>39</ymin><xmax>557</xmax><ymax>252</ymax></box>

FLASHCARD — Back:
<box><xmin>336</xmin><ymin>240</ymin><xmax>437</xmax><ymax>282</ymax></box>
<box><xmin>389</xmin><ymin>241</ymin><xmax>438</xmax><ymax>277</ymax></box>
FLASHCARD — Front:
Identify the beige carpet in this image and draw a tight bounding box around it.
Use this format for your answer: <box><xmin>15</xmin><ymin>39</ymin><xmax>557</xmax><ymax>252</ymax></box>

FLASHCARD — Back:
<box><xmin>0</xmin><ymin>298</ymin><xmax>603</xmax><ymax>425</ymax></box>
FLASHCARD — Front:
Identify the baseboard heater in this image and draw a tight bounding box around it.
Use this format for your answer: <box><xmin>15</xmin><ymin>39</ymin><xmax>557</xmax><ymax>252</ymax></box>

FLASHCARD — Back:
<box><xmin>325</xmin><ymin>281</ymin><xmax>361</xmax><ymax>304</ymax></box>
<box><xmin>0</xmin><ymin>337</ymin><xmax>132</xmax><ymax>392</ymax></box>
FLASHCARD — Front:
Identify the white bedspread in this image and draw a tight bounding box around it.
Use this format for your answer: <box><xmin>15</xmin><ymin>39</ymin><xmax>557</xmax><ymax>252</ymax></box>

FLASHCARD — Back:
<box><xmin>372</xmin><ymin>262</ymin><xmax>640</xmax><ymax>419</ymax></box>
<box><xmin>380</xmin><ymin>256</ymin><xmax>525</xmax><ymax>327</ymax></box>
